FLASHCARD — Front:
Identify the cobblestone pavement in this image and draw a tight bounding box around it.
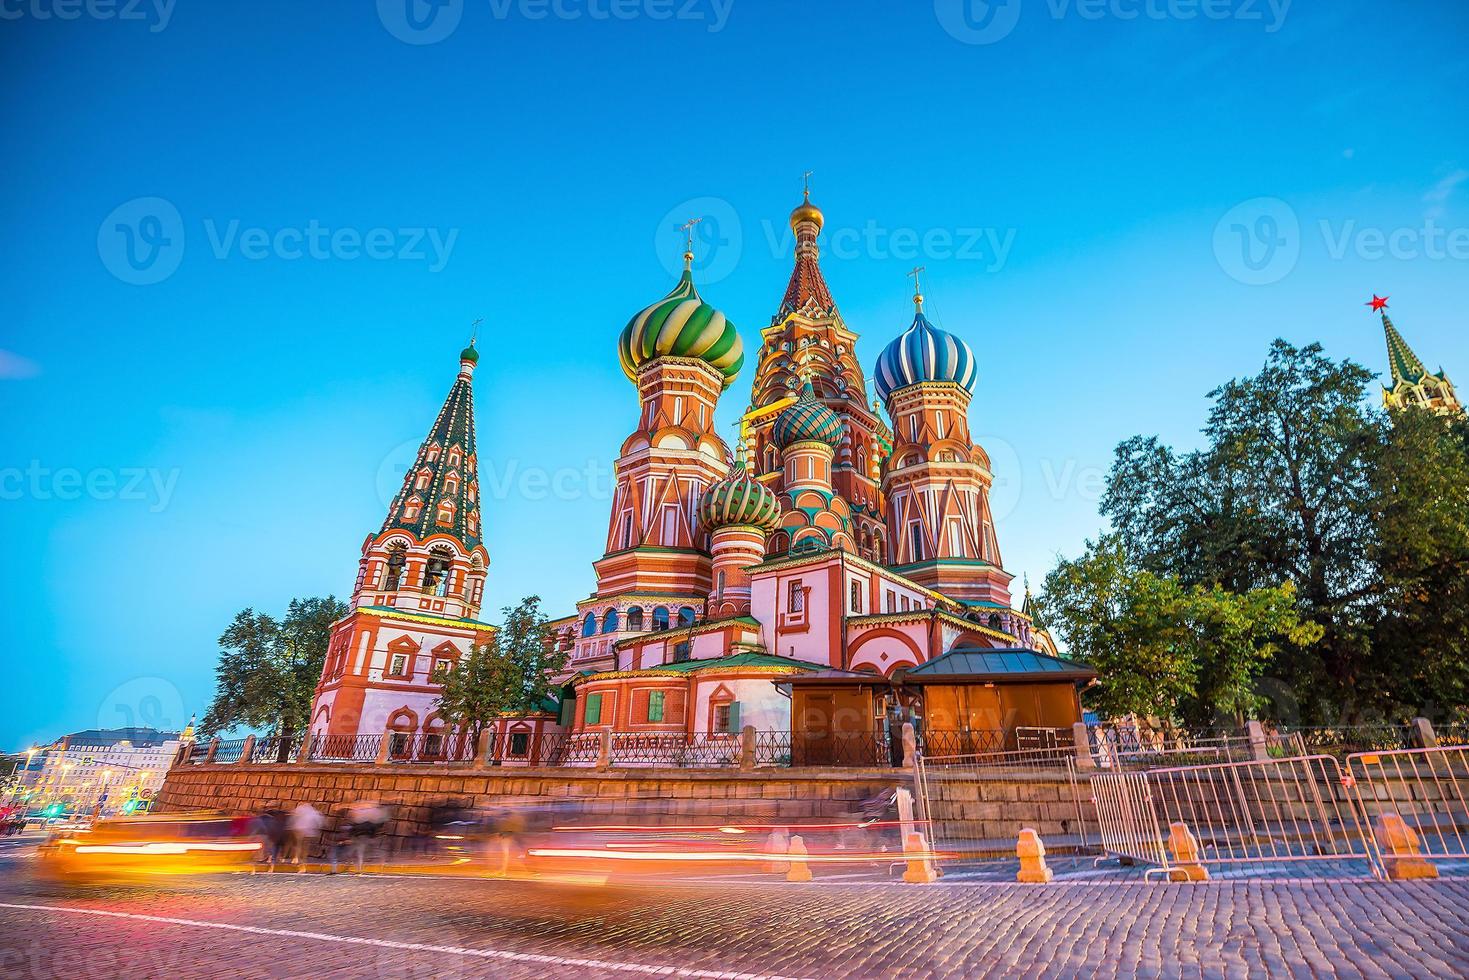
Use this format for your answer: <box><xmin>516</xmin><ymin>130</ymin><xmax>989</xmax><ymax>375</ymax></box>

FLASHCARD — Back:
<box><xmin>1</xmin><ymin>847</ymin><xmax>1468</xmax><ymax>978</ymax></box>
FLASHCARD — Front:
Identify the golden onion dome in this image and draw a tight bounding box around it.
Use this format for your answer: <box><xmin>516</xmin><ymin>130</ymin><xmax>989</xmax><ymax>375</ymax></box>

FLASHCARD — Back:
<box><xmin>789</xmin><ymin>191</ymin><xmax>824</xmax><ymax>232</ymax></box>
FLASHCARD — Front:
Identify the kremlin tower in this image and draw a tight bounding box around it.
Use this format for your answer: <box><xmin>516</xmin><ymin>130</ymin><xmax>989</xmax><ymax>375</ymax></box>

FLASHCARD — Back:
<box><xmin>1370</xmin><ymin>296</ymin><xmax>1463</xmax><ymax>417</ymax></box>
<box><xmin>309</xmin><ymin>343</ymin><xmax>494</xmax><ymax>743</ymax></box>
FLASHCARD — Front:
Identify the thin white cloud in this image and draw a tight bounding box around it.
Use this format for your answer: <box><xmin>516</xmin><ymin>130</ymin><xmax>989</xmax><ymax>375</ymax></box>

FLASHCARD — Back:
<box><xmin>0</xmin><ymin>350</ymin><xmax>40</xmax><ymax>380</ymax></box>
<box><xmin>1423</xmin><ymin>169</ymin><xmax>1469</xmax><ymax>218</ymax></box>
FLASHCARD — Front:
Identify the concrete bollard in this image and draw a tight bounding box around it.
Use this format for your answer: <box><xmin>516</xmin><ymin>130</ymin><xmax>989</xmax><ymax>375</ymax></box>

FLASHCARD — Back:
<box><xmin>297</xmin><ymin>733</ymin><xmax>314</xmax><ymax>764</ymax></box>
<box><xmin>1374</xmin><ymin>812</ymin><xmax>1439</xmax><ymax>880</ymax></box>
<box><xmin>901</xmin><ymin>722</ymin><xmax>917</xmax><ymax>770</ymax></box>
<box><xmin>1016</xmin><ymin>828</ymin><xmax>1053</xmax><ymax>883</ymax></box>
<box><xmin>786</xmin><ymin>835</ymin><xmax>813</xmax><ymax>882</ymax></box>
<box><xmin>596</xmin><ymin>730</ymin><xmax>613</xmax><ymax>771</ymax></box>
<box><xmin>739</xmin><ymin>725</ymin><xmax>757</xmax><ymax>771</ymax></box>
<box><xmin>1246</xmin><ymin>720</ymin><xmax>1271</xmax><ymax>762</ymax></box>
<box><xmin>764</xmin><ymin>829</ymin><xmax>791</xmax><ymax>873</ymax></box>
<box><xmin>1411</xmin><ymin>718</ymin><xmax>1438</xmax><ymax>750</ymax></box>
<box><xmin>238</xmin><ymin>735</ymin><xmax>256</xmax><ymax>766</ymax></box>
<box><xmin>376</xmin><ymin>729</ymin><xmax>392</xmax><ymax>766</ymax></box>
<box><xmin>902</xmin><ymin>831</ymin><xmax>939</xmax><ymax>883</ymax></box>
<box><xmin>1166</xmin><ymin>822</ymin><xmax>1209</xmax><ymax>881</ymax></box>
<box><xmin>474</xmin><ymin>729</ymin><xmax>493</xmax><ymax>770</ymax></box>
<box><xmin>1071</xmin><ymin>722</ymin><xmax>1095</xmax><ymax>771</ymax></box>
<box><xmin>204</xmin><ymin>737</ymin><xmax>220</xmax><ymax>765</ymax></box>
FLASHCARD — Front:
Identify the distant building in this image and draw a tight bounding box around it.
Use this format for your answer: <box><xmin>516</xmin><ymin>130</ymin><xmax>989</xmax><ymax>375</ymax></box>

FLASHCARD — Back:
<box><xmin>21</xmin><ymin>726</ymin><xmax>187</xmax><ymax>815</ymax></box>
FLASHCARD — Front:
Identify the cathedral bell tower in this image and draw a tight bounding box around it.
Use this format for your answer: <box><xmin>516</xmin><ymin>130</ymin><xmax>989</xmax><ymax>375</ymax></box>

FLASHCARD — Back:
<box><xmin>1371</xmin><ymin>295</ymin><xmax>1464</xmax><ymax>417</ymax></box>
<box><xmin>875</xmin><ymin>281</ymin><xmax>1011</xmax><ymax>606</ymax></box>
<box><xmin>310</xmin><ymin>342</ymin><xmax>495</xmax><ymax>741</ymax></box>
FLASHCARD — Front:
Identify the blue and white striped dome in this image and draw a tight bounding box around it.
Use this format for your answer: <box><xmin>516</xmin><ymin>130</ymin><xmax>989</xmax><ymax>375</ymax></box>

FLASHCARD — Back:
<box><xmin>872</xmin><ymin>310</ymin><xmax>978</xmax><ymax>403</ymax></box>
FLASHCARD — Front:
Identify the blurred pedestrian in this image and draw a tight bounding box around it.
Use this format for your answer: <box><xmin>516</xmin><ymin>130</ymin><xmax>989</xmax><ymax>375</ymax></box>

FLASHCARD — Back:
<box><xmin>252</xmin><ymin>805</ymin><xmax>288</xmax><ymax>871</ymax></box>
<box><xmin>286</xmin><ymin>802</ymin><xmax>324</xmax><ymax>869</ymax></box>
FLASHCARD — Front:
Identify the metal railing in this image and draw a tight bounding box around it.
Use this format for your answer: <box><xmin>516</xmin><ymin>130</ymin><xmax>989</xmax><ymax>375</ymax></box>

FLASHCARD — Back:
<box><xmin>1285</xmin><ymin>725</ymin><xmax>1415</xmax><ymax>756</ymax></box>
<box><xmin>1347</xmin><ymin>744</ymin><xmax>1469</xmax><ymax>866</ymax></box>
<box><xmin>607</xmin><ymin>732</ymin><xmax>742</xmax><ymax>768</ymax></box>
<box><xmin>1092</xmin><ymin>754</ymin><xmax>1382</xmax><ymax>878</ymax></box>
<box><xmin>1089</xmin><ymin>727</ymin><xmax>1254</xmax><ymax>770</ymax></box>
<box><xmin>307</xmin><ymin>733</ymin><xmax>385</xmax><ymax>763</ymax></box>
<box><xmin>918</xmin><ymin>729</ymin><xmax>1007</xmax><ymax>756</ymax></box>
<box><xmin>383</xmin><ymin>731</ymin><xmax>477</xmax><ymax>764</ymax></box>
<box><xmin>251</xmin><ymin>735</ymin><xmax>304</xmax><ymax>764</ymax></box>
<box><xmin>914</xmin><ymin>750</ymin><xmax>1088</xmax><ymax>861</ymax></box>
<box><xmin>212</xmin><ymin>738</ymin><xmax>249</xmax><ymax>764</ymax></box>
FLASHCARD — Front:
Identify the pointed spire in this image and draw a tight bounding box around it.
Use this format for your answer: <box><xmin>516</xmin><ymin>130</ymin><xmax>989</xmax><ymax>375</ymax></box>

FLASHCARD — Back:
<box><xmin>1381</xmin><ymin>309</ymin><xmax>1428</xmax><ymax>386</ymax></box>
<box><xmin>779</xmin><ymin>179</ymin><xmax>836</xmax><ymax>319</ymax></box>
<box><xmin>383</xmin><ymin>344</ymin><xmax>483</xmax><ymax>548</ymax></box>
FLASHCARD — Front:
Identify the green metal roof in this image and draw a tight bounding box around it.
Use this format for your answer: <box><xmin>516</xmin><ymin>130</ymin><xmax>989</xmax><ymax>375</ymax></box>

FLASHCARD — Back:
<box><xmin>650</xmin><ymin>652</ymin><xmax>817</xmax><ymax>674</ymax></box>
<box><xmin>907</xmin><ymin>647</ymin><xmax>1094</xmax><ymax>680</ymax></box>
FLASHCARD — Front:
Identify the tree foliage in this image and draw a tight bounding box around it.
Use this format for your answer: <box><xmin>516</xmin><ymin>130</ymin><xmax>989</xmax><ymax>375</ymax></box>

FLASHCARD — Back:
<box><xmin>1039</xmin><ymin>536</ymin><xmax>1317</xmax><ymax>726</ymax></box>
<box><xmin>433</xmin><ymin>595</ymin><xmax>566</xmax><ymax>738</ymax></box>
<box><xmin>199</xmin><ymin>596</ymin><xmax>347</xmax><ymax>740</ymax></box>
<box><xmin>1061</xmin><ymin>339</ymin><xmax>1469</xmax><ymax>723</ymax></box>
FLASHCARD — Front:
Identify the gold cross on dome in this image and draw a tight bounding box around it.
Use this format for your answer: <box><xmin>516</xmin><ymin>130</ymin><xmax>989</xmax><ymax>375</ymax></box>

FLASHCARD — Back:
<box><xmin>679</xmin><ymin>216</ymin><xmax>703</xmax><ymax>252</ymax></box>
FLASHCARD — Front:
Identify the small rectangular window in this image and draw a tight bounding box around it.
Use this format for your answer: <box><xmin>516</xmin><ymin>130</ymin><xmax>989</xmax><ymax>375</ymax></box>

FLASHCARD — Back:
<box><xmin>509</xmin><ymin>732</ymin><xmax>530</xmax><ymax>757</ymax></box>
<box><xmin>850</xmin><ymin>580</ymin><xmax>863</xmax><ymax>614</ymax></box>
<box><xmin>648</xmin><ymin>691</ymin><xmax>665</xmax><ymax>723</ymax></box>
<box><xmin>886</xmin><ymin>589</ymin><xmax>896</xmax><ymax>613</ymax></box>
<box><xmin>585</xmin><ymin>693</ymin><xmax>603</xmax><ymax>726</ymax></box>
<box><xmin>434</xmin><ymin>658</ymin><xmax>452</xmax><ymax>676</ymax></box>
<box><xmin>672</xmin><ymin>641</ymin><xmax>691</xmax><ymax>663</ymax></box>
<box><xmin>715</xmin><ymin>701</ymin><xmax>741</xmax><ymax>734</ymax></box>
<box><xmin>390</xmin><ymin>654</ymin><xmax>408</xmax><ymax>676</ymax></box>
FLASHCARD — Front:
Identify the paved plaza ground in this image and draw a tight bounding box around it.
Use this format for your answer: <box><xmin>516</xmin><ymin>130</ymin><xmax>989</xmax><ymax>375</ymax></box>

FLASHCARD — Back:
<box><xmin>1</xmin><ymin>838</ymin><xmax>1467</xmax><ymax>978</ymax></box>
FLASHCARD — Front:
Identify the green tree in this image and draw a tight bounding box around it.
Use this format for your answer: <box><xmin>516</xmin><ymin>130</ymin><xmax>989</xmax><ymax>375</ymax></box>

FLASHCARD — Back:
<box><xmin>198</xmin><ymin>596</ymin><xmax>347</xmax><ymax>755</ymax></box>
<box><xmin>1096</xmin><ymin>339</ymin><xmax>1469</xmax><ymax>721</ymax></box>
<box><xmin>1038</xmin><ymin>536</ymin><xmax>1198</xmax><ymax>723</ymax></box>
<box><xmin>1039</xmin><ymin>537</ymin><xmax>1321</xmax><ymax>727</ymax></box>
<box><xmin>433</xmin><ymin>595</ymin><xmax>565</xmax><ymax>739</ymax></box>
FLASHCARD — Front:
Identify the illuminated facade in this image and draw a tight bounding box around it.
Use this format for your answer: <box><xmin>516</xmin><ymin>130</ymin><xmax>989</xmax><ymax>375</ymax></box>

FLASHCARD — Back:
<box><xmin>311</xmin><ymin>194</ymin><xmax>1054</xmax><ymax>747</ymax></box>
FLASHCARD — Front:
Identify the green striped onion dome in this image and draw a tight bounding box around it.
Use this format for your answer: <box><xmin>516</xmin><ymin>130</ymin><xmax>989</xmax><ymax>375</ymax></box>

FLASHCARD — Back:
<box><xmin>618</xmin><ymin>264</ymin><xmax>743</xmax><ymax>390</ymax></box>
<box><xmin>772</xmin><ymin>378</ymin><xmax>844</xmax><ymax>450</ymax></box>
<box><xmin>699</xmin><ymin>461</ymin><xmax>781</xmax><ymax>532</ymax></box>
<box><xmin>460</xmin><ymin>344</ymin><xmax>480</xmax><ymax>364</ymax></box>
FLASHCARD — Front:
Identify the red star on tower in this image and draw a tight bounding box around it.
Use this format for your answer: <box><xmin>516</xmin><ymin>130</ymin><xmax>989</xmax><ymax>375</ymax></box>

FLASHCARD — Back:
<box><xmin>1366</xmin><ymin>295</ymin><xmax>1390</xmax><ymax>312</ymax></box>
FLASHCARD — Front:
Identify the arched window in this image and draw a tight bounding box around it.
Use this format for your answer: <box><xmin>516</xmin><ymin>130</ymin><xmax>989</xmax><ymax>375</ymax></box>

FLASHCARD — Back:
<box><xmin>677</xmin><ymin>606</ymin><xmax>697</xmax><ymax>627</ymax></box>
<box><xmin>988</xmin><ymin>613</ymin><xmax>1003</xmax><ymax>631</ymax></box>
<box><xmin>402</xmin><ymin>496</ymin><xmax>423</xmax><ymax>522</ymax></box>
<box><xmin>415</xmin><ymin>467</ymin><xmax>432</xmax><ymax>491</ymax></box>
<box><xmin>582</xmin><ymin>612</ymin><xmax>597</xmax><ymax>637</ymax></box>
<box><xmin>436</xmin><ymin>498</ymin><xmax>456</xmax><ymax>525</ymax></box>
<box><xmin>627</xmin><ymin>607</ymin><xmax>644</xmax><ymax>631</ymax></box>
<box><xmin>652</xmin><ymin>607</ymin><xmax>670</xmax><ymax>630</ymax></box>
<box><xmin>602</xmin><ymin>609</ymin><xmax>619</xmax><ymax>633</ymax></box>
<box><xmin>716</xmin><ymin>570</ymin><xmax>725</xmax><ymax>600</ymax></box>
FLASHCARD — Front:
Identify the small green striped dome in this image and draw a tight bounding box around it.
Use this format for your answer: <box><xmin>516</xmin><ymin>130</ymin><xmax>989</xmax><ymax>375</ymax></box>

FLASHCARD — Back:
<box><xmin>699</xmin><ymin>461</ymin><xmax>782</xmax><ymax>532</ymax></box>
<box><xmin>460</xmin><ymin>344</ymin><xmax>480</xmax><ymax>364</ymax></box>
<box><xmin>618</xmin><ymin>264</ymin><xmax>743</xmax><ymax>390</ymax></box>
<box><xmin>772</xmin><ymin>379</ymin><xmax>844</xmax><ymax>450</ymax></box>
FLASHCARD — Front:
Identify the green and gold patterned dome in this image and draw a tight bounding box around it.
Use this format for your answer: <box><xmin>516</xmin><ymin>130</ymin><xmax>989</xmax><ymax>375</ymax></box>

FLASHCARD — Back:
<box><xmin>772</xmin><ymin>378</ymin><xmax>845</xmax><ymax>450</ymax></box>
<box><xmin>618</xmin><ymin>255</ymin><xmax>743</xmax><ymax>390</ymax></box>
<box><xmin>699</xmin><ymin>460</ymin><xmax>782</xmax><ymax>532</ymax></box>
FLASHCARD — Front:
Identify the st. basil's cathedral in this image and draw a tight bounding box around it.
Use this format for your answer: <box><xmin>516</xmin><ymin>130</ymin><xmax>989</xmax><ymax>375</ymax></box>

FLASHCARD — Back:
<box><xmin>309</xmin><ymin>197</ymin><xmax>1462</xmax><ymax>755</ymax></box>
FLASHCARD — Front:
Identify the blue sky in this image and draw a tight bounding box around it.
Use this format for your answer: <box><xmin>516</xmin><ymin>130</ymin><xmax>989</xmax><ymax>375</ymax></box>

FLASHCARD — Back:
<box><xmin>2</xmin><ymin>0</ymin><xmax>1467</xmax><ymax>749</ymax></box>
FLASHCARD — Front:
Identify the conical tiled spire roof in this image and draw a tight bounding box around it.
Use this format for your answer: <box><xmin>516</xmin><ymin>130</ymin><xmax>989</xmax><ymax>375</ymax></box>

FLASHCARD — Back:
<box><xmin>1382</xmin><ymin>311</ymin><xmax>1429</xmax><ymax>386</ymax></box>
<box><xmin>382</xmin><ymin>346</ymin><xmax>483</xmax><ymax>549</ymax></box>
<box><xmin>777</xmin><ymin>190</ymin><xmax>837</xmax><ymax>319</ymax></box>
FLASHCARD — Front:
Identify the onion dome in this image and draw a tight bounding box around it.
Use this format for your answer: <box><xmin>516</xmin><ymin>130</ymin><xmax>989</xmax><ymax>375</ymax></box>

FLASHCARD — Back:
<box><xmin>460</xmin><ymin>343</ymin><xmax>480</xmax><ymax>365</ymax></box>
<box><xmin>772</xmin><ymin>378</ymin><xmax>845</xmax><ymax>450</ymax></box>
<box><xmin>699</xmin><ymin>460</ymin><xmax>781</xmax><ymax>532</ymax></box>
<box><xmin>873</xmin><ymin>293</ymin><xmax>978</xmax><ymax>403</ymax></box>
<box><xmin>789</xmin><ymin>189</ymin><xmax>824</xmax><ymax>233</ymax></box>
<box><xmin>618</xmin><ymin>254</ymin><xmax>743</xmax><ymax>390</ymax></box>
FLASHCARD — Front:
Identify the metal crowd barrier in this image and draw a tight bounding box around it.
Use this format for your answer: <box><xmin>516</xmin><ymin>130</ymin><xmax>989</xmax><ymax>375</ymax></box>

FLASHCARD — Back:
<box><xmin>1347</xmin><ymin>744</ymin><xmax>1469</xmax><ymax>867</ymax></box>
